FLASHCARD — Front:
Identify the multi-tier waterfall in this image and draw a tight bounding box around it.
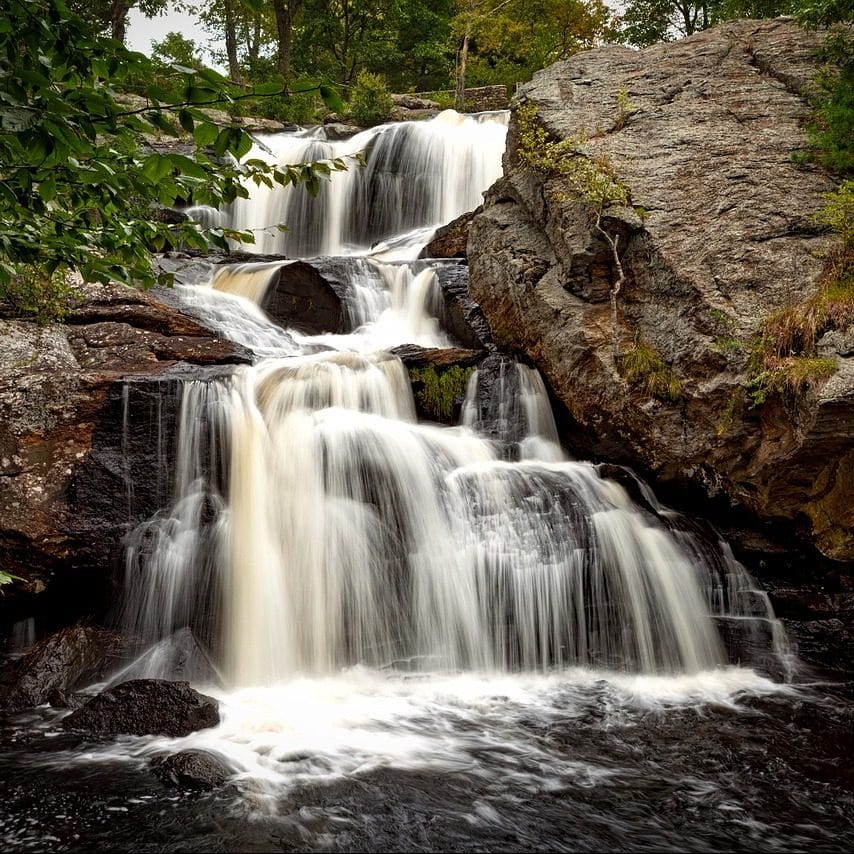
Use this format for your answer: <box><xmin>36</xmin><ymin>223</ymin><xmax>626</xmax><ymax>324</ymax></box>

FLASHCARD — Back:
<box><xmin>109</xmin><ymin>109</ymin><xmax>795</xmax><ymax>810</ymax></box>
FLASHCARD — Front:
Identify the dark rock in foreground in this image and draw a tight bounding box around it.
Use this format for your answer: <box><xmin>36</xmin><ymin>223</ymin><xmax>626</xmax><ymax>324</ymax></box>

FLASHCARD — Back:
<box><xmin>151</xmin><ymin>749</ymin><xmax>231</xmax><ymax>790</ymax></box>
<box><xmin>0</xmin><ymin>626</ymin><xmax>123</xmax><ymax>711</ymax></box>
<box><xmin>62</xmin><ymin>679</ymin><xmax>220</xmax><ymax>737</ymax></box>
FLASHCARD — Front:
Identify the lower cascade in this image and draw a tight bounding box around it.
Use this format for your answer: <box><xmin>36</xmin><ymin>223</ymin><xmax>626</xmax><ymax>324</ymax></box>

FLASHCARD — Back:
<box><xmin>123</xmin><ymin>351</ymin><xmax>787</xmax><ymax>686</ymax></box>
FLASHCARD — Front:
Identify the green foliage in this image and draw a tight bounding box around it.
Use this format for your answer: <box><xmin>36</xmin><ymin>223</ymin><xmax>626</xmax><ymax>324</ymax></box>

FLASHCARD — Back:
<box><xmin>516</xmin><ymin>103</ymin><xmax>629</xmax><ymax>207</ymax></box>
<box><xmin>0</xmin><ymin>268</ymin><xmax>79</xmax><ymax>325</ymax></box>
<box><xmin>346</xmin><ymin>70</ymin><xmax>394</xmax><ymax>127</ymax></box>
<box><xmin>620</xmin><ymin>341</ymin><xmax>683</xmax><ymax>402</ymax></box>
<box><xmin>151</xmin><ymin>31</ymin><xmax>204</xmax><ymax>71</ymax></box>
<box><xmin>409</xmin><ymin>364</ymin><xmax>473</xmax><ymax>421</ymax></box>
<box><xmin>746</xmin><ymin>356</ymin><xmax>837</xmax><ymax>407</ymax></box>
<box><xmin>0</xmin><ymin>0</ymin><xmax>351</xmax><ymax>321</ymax></box>
<box><xmin>453</xmin><ymin>0</ymin><xmax>613</xmax><ymax>91</ymax></box>
<box><xmin>0</xmin><ymin>568</ymin><xmax>21</xmax><ymax>594</ymax></box>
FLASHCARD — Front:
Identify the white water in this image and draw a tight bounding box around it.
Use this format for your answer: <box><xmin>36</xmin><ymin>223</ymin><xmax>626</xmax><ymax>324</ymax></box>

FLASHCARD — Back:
<box><xmin>218</xmin><ymin>110</ymin><xmax>508</xmax><ymax>258</ymax></box>
<box><xmin>112</xmin><ymin>109</ymin><xmax>794</xmax><ymax>803</ymax></box>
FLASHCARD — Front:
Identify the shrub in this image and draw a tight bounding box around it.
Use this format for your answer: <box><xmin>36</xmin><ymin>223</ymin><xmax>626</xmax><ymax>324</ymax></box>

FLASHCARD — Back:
<box><xmin>347</xmin><ymin>71</ymin><xmax>394</xmax><ymax>127</ymax></box>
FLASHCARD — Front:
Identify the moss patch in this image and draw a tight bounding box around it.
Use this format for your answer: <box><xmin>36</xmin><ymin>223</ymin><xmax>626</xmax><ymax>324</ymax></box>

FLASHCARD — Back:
<box><xmin>620</xmin><ymin>341</ymin><xmax>682</xmax><ymax>403</ymax></box>
<box><xmin>408</xmin><ymin>364</ymin><xmax>473</xmax><ymax>422</ymax></box>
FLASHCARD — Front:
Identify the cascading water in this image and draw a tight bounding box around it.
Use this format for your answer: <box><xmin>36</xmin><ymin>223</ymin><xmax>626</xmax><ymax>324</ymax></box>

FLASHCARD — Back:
<box><xmin>218</xmin><ymin>110</ymin><xmax>508</xmax><ymax>257</ymax></box>
<box><xmin>123</xmin><ymin>107</ymin><xmax>791</xmax><ymax>688</ymax></box>
<box><xmin>11</xmin><ymin>109</ymin><xmax>846</xmax><ymax>854</ymax></box>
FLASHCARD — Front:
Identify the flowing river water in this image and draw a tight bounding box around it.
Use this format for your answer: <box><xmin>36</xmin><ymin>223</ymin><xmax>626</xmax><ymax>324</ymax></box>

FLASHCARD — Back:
<box><xmin>1</xmin><ymin>110</ymin><xmax>853</xmax><ymax>852</ymax></box>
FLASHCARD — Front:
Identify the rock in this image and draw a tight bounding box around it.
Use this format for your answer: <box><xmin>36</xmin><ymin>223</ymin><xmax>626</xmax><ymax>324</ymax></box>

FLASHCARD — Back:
<box><xmin>391</xmin><ymin>344</ymin><xmax>483</xmax><ymax>370</ymax></box>
<box><xmin>63</xmin><ymin>679</ymin><xmax>220</xmax><ymax>737</ymax></box>
<box><xmin>431</xmin><ymin>262</ymin><xmax>493</xmax><ymax>350</ymax></box>
<box><xmin>151</xmin><ymin>749</ymin><xmax>231</xmax><ymax>790</ymax></box>
<box><xmin>392</xmin><ymin>93</ymin><xmax>441</xmax><ymax>111</ymax></box>
<box><xmin>323</xmin><ymin>122</ymin><xmax>363</xmax><ymax>140</ymax></box>
<box><xmin>0</xmin><ymin>626</ymin><xmax>123</xmax><ymax>710</ymax></box>
<box><xmin>263</xmin><ymin>259</ymin><xmax>354</xmax><ymax>334</ymax></box>
<box><xmin>468</xmin><ymin>18</ymin><xmax>853</xmax><ymax>563</ymax></box>
<box><xmin>422</xmin><ymin>209</ymin><xmax>479</xmax><ymax>259</ymax></box>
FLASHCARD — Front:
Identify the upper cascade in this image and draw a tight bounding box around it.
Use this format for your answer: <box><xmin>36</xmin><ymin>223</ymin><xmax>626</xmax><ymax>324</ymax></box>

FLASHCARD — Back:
<box><xmin>219</xmin><ymin>110</ymin><xmax>509</xmax><ymax>259</ymax></box>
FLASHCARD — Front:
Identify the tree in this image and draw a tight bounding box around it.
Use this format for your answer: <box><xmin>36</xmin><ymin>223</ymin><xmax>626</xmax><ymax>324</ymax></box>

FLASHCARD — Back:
<box><xmin>151</xmin><ymin>31</ymin><xmax>204</xmax><ymax>70</ymax></box>
<box><xmin>0</xmin><ymin>0</ymin><xmax>349</xmax><ymax>320</ymax></box>
<box><xmin>298</xmin><ymin>0</ymin><xmax>403</xmax><ymax>84</ymax></box>
<box><xmin>67</xmin><ymin>0</ymin><xmax>169</xmax><ymax>43</ymax></box>
<box><xmin>453</xmin><ymin>0</ymin><xmax>612</xmax><ymax>106</ymax></box>
<box><xmin>272</xmin><ymin>0</ymin><xmax>303</xmax><ymax>91</ymax></box>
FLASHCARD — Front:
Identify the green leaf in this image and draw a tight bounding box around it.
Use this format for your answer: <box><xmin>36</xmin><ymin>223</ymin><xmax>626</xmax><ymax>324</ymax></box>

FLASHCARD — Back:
<box><xmin>178</xmin><ymin>109</ymin><xmax>195</xmax><ymax>133</ymax></box>
<box><xmin>232</xmin><ymin>129</ymin><xmax>253</xmax><ymax>160</ymax></box>
<box><xmin>238</xmin><ymin>0</ymin><xmax>265</xmax><ymax>13</ymax></box>
<box><xmin>167</xmin><ymin>153</ymin><xmax>208</xmax><ymax>181</ymax></box>
<box><xmin>252</xmin><ymin>81</ymin><xmax>284</xmax><ymax>96</ymax></box>
<box><xmin>193</xmin><ymin>121</ymin><xmax>219</xmax><ymax>148</ymax></box>
<box><xmin>319</xmin><ymin>84</ymin><xmax>345</xmax><ymax>114</ymax></box>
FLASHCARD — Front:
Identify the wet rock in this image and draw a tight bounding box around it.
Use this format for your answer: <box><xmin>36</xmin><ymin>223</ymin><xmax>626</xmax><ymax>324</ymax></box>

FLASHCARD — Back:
<box><xmin>391</xmin><ymin>345</ymin><xmax>483</xmax><ymax>370</ymax></box>
<box><xmin>63</xmin><ymin>679</ymin><xmax>220</xmax><ymax>737</ymax></box>
<box><xmin>0</xmin><ymin>626</ymin><xmax>123</xmax><ymax>711</ymax></box>
<box><xmin>261</xmin><ymin>260</ymin><xmax>352</xmax><ymax>335</ymax></box>
<box><xmin>469</xmin><ymin>18</ymin><xmax>853</xmax><ymax>563</ymax></box>
<box><xmin>151</xmin><ymin>749</ymin><xmax>231</xmax><ymax>790</ymax></box>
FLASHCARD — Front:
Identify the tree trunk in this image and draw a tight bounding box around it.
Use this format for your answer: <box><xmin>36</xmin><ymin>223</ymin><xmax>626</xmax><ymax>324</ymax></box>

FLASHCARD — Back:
<box><xmin>595</xmin><ymin>212</ymin><xmax>625</xmax><ymax>367</ymax></box>
<box><xmin>455</xmin><ymin>1</ymin><xmax>475</xmax><ymax>112</ymax></box>
<box><xmin>455</xmin><ymin>31</ymin><xmax>470</xmax><ymax>112</ymax></box>
<box><xmin>223</xmin><ymin>0</ymin><xmax>242</xmax><ymax>85</ymax></box>
<box><xmin>110</xmin><ymin>0</ymin><xmax>132</xmax><ymax>43</ymax></box>
<box><xmin>273</xmin><ymin>0</ymin><xmax>302</xmax><ymax>92</ymax></box>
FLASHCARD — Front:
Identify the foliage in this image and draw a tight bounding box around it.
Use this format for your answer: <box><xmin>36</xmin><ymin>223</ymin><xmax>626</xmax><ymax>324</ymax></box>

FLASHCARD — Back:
<box><xmin>739</xmin><ymin>181</ymin><xmax>851</xmax><ymax>408</ymax></box>
<box><xmin>0</xmin><ymin>0</ymin><xmax>350</xmax><ymax>322</ymax></box>
<box><xmin>516</xmin><ymin>103</ymin><xmax>629</xmax><ymax>207</ymax></box>
<box><xmin>0</xmin><ymin>268</ymin><xmax>79</xmax><ymax>325</ymax></box>
<box><xmin>346</xmin><ymin>70</ymin><xmax>394</xmax><ymax>127</ymax></box>
<box><xmin>409</xmin><ymin>364</ymin><xmax>473</xmax><ymax>421</ymax></box>
<box><xmin>0</xmin><ymin>568</ymin><xmax>21</xmax><ymax>594</ymax></box>
<box><xmin>453</xmin><ymin>0</ymin><xmax>613</xmax><ymax>91</ymax></box>
<box><xmin>621</xmin><ymin>341</ymin><xmax>683</xmax><ymax>402</ymax></box>
<box><xmin>151</xmin><ymin>31</ymin><xmax>204</xmax><ymax>70</ymax></box>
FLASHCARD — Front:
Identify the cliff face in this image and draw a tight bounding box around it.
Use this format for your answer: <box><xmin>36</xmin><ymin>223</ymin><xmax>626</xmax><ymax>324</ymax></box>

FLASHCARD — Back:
<box><xmin>468</xmin><ymin>18</ymin><xmax>853</xmax><ymax>563</ymax></box>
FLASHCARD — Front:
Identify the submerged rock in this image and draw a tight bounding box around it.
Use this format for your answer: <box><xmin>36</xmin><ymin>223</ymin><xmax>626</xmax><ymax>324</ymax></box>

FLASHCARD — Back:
<box><xmin>469</xmin><ymin>18</ymin><xmax>853</xmax><ymax>564</ymax></box>
<box><xmin>63</xmin><ymin>679</ymin><xmax>220</xmax><ymax>737</ymax></box>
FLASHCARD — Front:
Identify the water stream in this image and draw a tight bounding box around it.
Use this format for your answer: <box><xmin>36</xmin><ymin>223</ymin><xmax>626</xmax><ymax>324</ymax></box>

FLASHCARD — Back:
<box><xmin>2</xmin><ymin>111</ymin><xmax>852</xmax><ymax>852</ymax></box>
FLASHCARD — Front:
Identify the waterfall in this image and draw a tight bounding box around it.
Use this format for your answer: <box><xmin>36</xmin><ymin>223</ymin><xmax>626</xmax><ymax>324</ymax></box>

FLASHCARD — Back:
<box><xmin>219</xmin><ymin>110</ymin><xmax>508</xmax><ymax>258</ymax></box>
<box><xmin>122</xmin><ymin>109</ymin><xmax>790</xmax><ymax>692</ymax></box>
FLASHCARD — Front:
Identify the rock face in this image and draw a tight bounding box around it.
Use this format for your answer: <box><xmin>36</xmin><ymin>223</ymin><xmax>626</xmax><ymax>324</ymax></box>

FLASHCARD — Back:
<box><xmin>468</xmin><ymin>18</ymin><xmax>853</xmax><ymax>564</ymax></box>
<box><xmin>63</xmin><ymin>679</ymin><xmax>220</xmax><ymax>737</ymax></box>
<box><xmin>0</xmin><ymin>283</ymin><xmax>249</xmax><ymax>627</ymax></box>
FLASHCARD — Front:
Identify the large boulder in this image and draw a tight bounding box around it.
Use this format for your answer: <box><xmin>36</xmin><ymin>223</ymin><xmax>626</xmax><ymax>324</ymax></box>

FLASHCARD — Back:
<box><xmin>62</xmin><ymin>678</ymin><xmax>220</xmax><ymax>737</ymax></box>
<box><xmin>468</xmin><ymin>18</ymin><xmax>853</xmax><ymax>564</ymax></box>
